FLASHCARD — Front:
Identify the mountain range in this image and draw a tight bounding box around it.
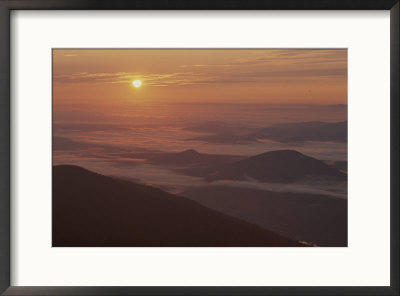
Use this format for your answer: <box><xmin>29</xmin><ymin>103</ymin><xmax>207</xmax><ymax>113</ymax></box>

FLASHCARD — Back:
<box><xmin>186</xmin><ymin>121</ymin><xmax>347</xmax><ymax>144</ymax></box>
<box><xmin>245</xmin><ymin>121</ymin><xmax>347</xmax><ymax>143</ymax></box>
<box><xmin>182</xmin><ymin>185</ymin><xmax>347</xmax><ymax>246</ymax></box>
<box><xmin>53</xmin><ymin>165</ymin><xmax>303</xmax><ymax>247</ymax></box>
<box><xmin>205</xmin><ymin>150</ymin><xmax>346</xmax><ymax>183</ymax></box>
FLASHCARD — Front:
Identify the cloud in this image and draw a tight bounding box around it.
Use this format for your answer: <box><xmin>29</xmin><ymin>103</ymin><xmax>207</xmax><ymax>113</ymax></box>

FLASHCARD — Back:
<box><xmin>54</xmin><ymin>71</ymin><xmax>205</xmax><ymax>86</ymax></box>
<box><xmin>54</xmin><ymin>67</ymin><xmax>346</xmax><ymax>87</ymax></box>
<box><xmin>53</xmin><ymin>49</ymin><xmax>347</xmax><ymax>87</ymax></box>
<box><xmin>181</xmin><ymin>49</ymin><xmax>347</xmax><ymax>68</ymax></box>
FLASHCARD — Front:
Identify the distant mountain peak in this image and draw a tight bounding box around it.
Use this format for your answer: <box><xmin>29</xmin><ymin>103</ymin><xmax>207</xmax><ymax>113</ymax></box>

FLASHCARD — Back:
<box><xmin>206</xmin><ymin>149</ymin><xmax>346</xmax><ymax>183</ymax></box>
<box><xmin>179</xmin><ymin>149</ymin><xmax>201</xmax><ymax>156</ymax></box>
<box><xmin>246</xmin><ymin>150</ymin><xmax>311</xmax><ymax>162</ymax></box>
<box><xmin>255</xmin><ymin>149</ymin><xmax>302</xmax><ymax>156</ymax></box>
<box><xmin>248</xmin><ymin>120</ymin><xmax>347</xmax><ymax>143</ymax></box>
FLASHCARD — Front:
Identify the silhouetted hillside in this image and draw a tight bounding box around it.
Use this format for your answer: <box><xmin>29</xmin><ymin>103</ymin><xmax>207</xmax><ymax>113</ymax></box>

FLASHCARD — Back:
<box><xmin>183</xmin><ymin>121</ymin><xmax>254</xmax><ymax>134</ymax></box>
<box><xmin>147</xmin><ymin>149</ymin><xmax>242</xmax><ymax>166</ymax></box>
<box><xmin>183</xmin><ymin>186</ymin><xmax>347</xmax><ymax>246</ymax></box>
<box><xmin>187</xmin><ymin>133</ymin><xmax>248</xmax><ymax>144</ymax></box>
<box><xmin>206</xmin><ymin>150</ymin><xmax>346</xmax><ymax>183</ymax></box>
<box><xmin>186</xmin><ymin>121</ymin><xmax>347</xmax><ymax>144</ymax></box>
<box><xmin>53</xmin><ymin>165</ymin><xmax>302</xmax><ymax>247</ymax></box>
<box><xmin>246</xmin><ymin>121</ymin><xmax>347</xmax><ymax>143</ymax></box>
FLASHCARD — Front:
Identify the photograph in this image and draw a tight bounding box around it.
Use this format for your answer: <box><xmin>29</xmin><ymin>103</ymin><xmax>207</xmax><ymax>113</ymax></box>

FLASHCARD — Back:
<box><xmin>52</xmin><ymin>49</ymin><xmax>348</xmax><ymax>247</ymax></box>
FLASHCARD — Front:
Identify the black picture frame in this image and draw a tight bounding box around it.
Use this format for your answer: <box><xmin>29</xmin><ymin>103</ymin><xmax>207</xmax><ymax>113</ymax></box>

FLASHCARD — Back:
<box><xmin>0</xmin><ymin>1</ymin><xmax>398</xmax><ymax>295</ymax></box>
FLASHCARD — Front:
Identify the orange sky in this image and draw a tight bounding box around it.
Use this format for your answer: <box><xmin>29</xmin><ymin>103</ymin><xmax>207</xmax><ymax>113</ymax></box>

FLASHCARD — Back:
<box><xmin>53</xmin><ymin>49</ymin><xmax>347</xmax><ymax>105</ymax></box>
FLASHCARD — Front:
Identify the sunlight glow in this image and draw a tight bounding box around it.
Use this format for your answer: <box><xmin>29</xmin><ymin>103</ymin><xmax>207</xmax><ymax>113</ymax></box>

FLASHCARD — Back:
<box><xmin>133</xmin><ymin>80</ymin><xmax>142</xmax><ymax>88</ymax></box>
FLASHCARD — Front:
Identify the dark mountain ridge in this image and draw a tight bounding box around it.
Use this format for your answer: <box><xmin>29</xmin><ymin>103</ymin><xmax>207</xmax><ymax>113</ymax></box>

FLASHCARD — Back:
<box><xmin>182</xmin><ymin>185</ymin><xmax>347</xmax><ymax>247</ymax></box>
<box><xmin>146</xmin><ymin>149</ymin><xmax>242</xmax><ymax>166</ymax></box>
<box><xmin>186</xmin><ymin>120</ymin><xmax>347</xmax><ymax>144</ymax></box>
<box><xmin>246</xmin><ymin>121</ymin><xmax>347</xmax><ymax>143</ymax></box>
<box><xmin>53</xmin><ymin>165</ymin><xmax>302</xmax><ymax>247</ymax></box>
<box><xmin>206</xmin><ymin>150</ymin><xmax>346</xmax><ymax>183</ymax></box>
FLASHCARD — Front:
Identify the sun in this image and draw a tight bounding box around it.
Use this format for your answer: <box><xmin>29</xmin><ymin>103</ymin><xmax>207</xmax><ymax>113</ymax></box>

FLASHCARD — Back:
<box><xmin>132</xmin><ymin>80</ymin><xmax>142</xmax><ymax>88</ymax></box>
